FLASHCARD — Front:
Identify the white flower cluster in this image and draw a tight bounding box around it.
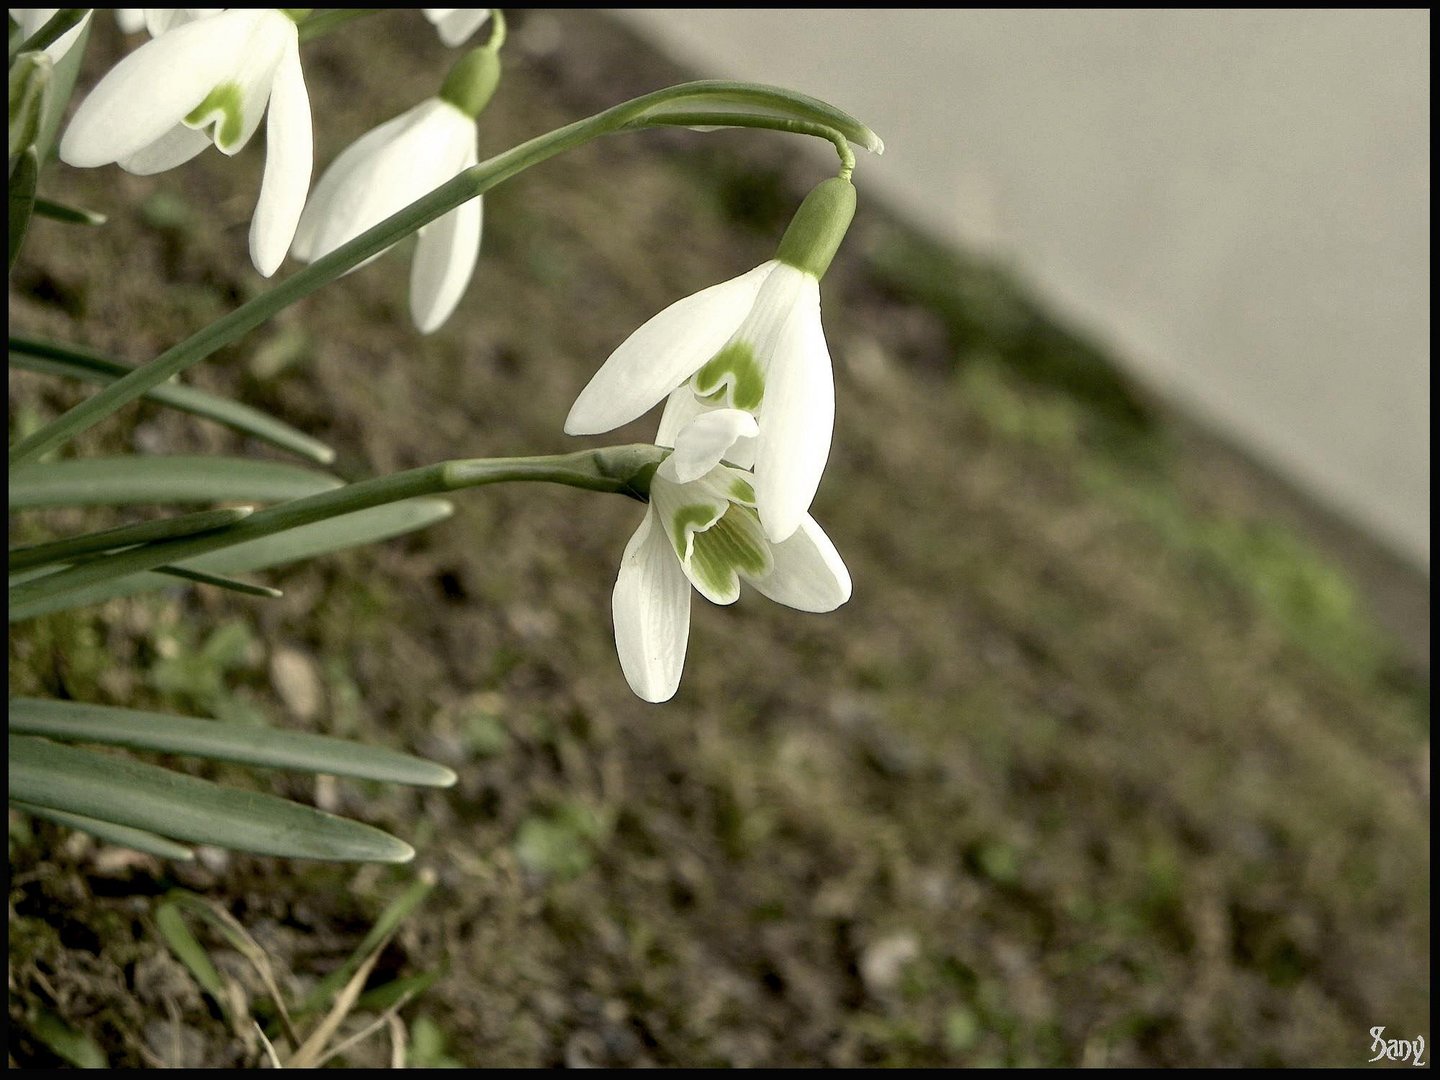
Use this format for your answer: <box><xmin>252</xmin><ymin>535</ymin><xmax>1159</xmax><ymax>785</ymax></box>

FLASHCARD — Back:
<box><xmin>567</xmin><ymin>179</ymin><xmax>859</xmax><ymax>702</ymax></box>
<box><xmin>45</xmin><ymin>7</ymin><xmax>493</xmax><ymax>330</ymax></box>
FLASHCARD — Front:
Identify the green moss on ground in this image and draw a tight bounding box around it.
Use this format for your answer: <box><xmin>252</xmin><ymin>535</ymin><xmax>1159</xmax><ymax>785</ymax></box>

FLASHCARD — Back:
<box><xmin>8</xmin><ymin>10</ymin><xmax>1428</xmax><ymax>1069</ymax></box>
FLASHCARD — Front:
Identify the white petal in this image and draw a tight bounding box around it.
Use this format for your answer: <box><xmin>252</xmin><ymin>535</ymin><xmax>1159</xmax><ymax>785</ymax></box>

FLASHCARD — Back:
<box><xmin>655</xmin><ymin>386</ymin><xmax>706</xmax><ymax>448</ymax></box>
<box><xmin>115</xmin><ymin>9</ymin><xmax>146</xmax><ymax>33</ymax></box>
<box><xmin>117</xmin><ymin>123</ymin><xmax>210</xmax><ymax>175</ymax></box>
<box><xmin>747</xmin><ymin>514</ymin><xmax>851</xmax><ymax>613</ymax></box>
<box><xmin>754</xmin><ymin>277</ymin><xmax>833</xmax><ymax>542</ymax></box>
<box><xmin>248</xmin><ymin>44</ymin><xmax>311</xmax><ymax>277</ymax></box>
<box><xmin>193</xmin><ymin>12</ymin><xmax>293</xmax><ymax>155</ymax></box>
<box><xmin>612</xmin><ymin>509</ymin><xmax>692</xmax><ymax>703</ymax></box>
<box><xmin>565</xmin><ymin>261</ymin><xmax>775</xmax><ymax>436</ymax></box>
<box><xmin>59</xmin><ymin>13</ymin><xmax>244</xmax><ymax>167</ymax></box>
<box><xmin>144</xmin><ymin>8</ymin><xmax>220</xmax><ymax>36</ymax></box>
<box><xmin>300</xmin><ymin>99</ymin><xmax>469</xmax><ymax>263</ymax></box>
<box><xmin>291</xmin><ymin>106</ymin><xmax>423</xmax><ymax>262</ymax></box>
<box><xmin>424</xmin><ymin>8</ymin><xmax>492</xmax><ymax>46</ymax></box>
<box><xmin>669</xmin><ymin>408</ymin><xmax>759</xmax><ymax>484</ymax></box>
<box><xmin>410</xmin><ymin>186</ymin><xmax>482</xmax><ymax>333</ymax></box>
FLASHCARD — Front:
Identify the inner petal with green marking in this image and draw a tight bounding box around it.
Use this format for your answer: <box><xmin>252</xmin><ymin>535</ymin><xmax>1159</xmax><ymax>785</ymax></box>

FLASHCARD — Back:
<box><xmin>184</xmin><ymin>82</ymin><xmax>246</xmax><ymax>151</ymax></box>
<box><xmin>692</xmin><ymin>341</ymin><xmax>765</xmax><ymax>412</ymax></box>
<box><xmin>676</xmin><ymin>502</ymin><xmax>773</xmax><ymax>606</ymax></box>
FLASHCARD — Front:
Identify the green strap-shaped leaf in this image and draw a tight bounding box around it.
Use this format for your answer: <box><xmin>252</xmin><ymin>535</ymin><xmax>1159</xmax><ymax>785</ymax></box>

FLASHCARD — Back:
<box><xmin>26</xmin><ymin>1009</ymin><xmax>108</xmax><ymax>1070</ymax></box>
<box><xmin>12</xmin><ymin>800</ymin><xmax>195</xmax><ymax>860</ymax></box>
<box><xmin>9</xmin><ymin>455</ymin><xmax>342</xmax><ymax>508</ymax></box>
<box><xmin>9</xmin><ymin>698</ymin><xmax>457</xmax><ymax>788</ymax></box>
<box><xmin>9</xmin><ymin>735</ymin><xmax>415</xmax><ymax>863</ymax></box>
<box><xmin>153</xmin><ymin>900</ymin><xmax>227</xmax><ymax>1000</ymax></box>
<box><xmin>153</xmin><ymin>564</ymin><xmax>282</xmax><ymax>598</ymax></box>
<box><xmin>31</xmin><ymin>197</ymin><xmax>105</xmax><ymax>225</ymax></box>
<box><xmin>9</xmin><ymin>337</ymin><xmax>335</xmax><ymax>464</ymax></box>
<box><xmin>9</xmin><ymin>145</ymin><xmax>38</xmax><ymax>271</ymax></box>
<box><xmin>628</xmin><ymin>80</ymin><xmax>884</xmax><ymax>155</ymax></box>
<box><xmin>11</xmin><ymin>497</ymin><xmax>453</xmax><ymax>619</ymax></box>
<box><xmin>10</xmin><ymin>506</ymin><xmax>254</xmax><ymax>571</ymax></box>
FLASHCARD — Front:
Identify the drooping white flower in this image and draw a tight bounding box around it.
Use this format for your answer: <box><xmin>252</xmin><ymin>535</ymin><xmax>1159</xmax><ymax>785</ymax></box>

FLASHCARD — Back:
<box><xmin>566</xmin><ymin>177</ymin><xmax>856</xmax><ymax>545</ymax></box>
<box><xmin>290</xmin><ymin>97</ymin><xmax>481</xmax><ymax>334</ymax></box>
<box><xmin>422</xmin><ymin>8</ymin><xmax>492</xmax><ymax>47</ymax></box>
<box><xmin>59</xmin><ymin>8</ymin><xmax>311</xmax><ymax>277</ymax></box>
<box><xmin>612</xmin><ymin>453</ymin><xmax>851</xmax><ymax>703</ymax></box>
<box><xmin>11</xmin><ymin>8</ymin><xmax>92</xmax><ymax>62</ymax></box>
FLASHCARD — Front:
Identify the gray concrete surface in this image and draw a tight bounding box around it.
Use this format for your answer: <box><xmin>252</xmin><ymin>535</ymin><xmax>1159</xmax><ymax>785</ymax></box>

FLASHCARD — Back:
<box><xmin>615</xmin><ymin>9</ymin><xmax>1430</xmax><ymax>572</ymax></box>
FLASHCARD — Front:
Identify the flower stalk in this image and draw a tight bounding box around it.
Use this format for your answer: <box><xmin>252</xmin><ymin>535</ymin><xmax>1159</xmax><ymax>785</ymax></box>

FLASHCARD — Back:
<box><xmin>9</xmin><ymin>446</ymin><xmax>670</xmax><ymax>619</ymax></box>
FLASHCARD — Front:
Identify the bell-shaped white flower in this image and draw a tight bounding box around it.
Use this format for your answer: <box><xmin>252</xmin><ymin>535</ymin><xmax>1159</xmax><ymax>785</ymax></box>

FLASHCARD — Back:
<box><xmin>567</xmin><ymin>177</ymin><xmax>856</xmax><ymax>545</ymax></box>
<box><xmin>59</xmin><ymin>8</ymin><xmax>311</xmax><ymax>278</ymax></box>
<box><xmin>11</xmin><ymin>9</ymin><xmax>92</xmax><ymax>62</ymax></box>
<box><xmin>291</xmin><ymin>97</ymin><xmax>481</xmax><ymax>334</ymax></box>
<box><xmin>422</xmin><ymin>8</ymin><xmax>492</xmax><ymax>47</ymax></box>
<box><xmin>612</xmin><ymin>453</ymin><xmax>851</xmax><ymax>703</ymax></box>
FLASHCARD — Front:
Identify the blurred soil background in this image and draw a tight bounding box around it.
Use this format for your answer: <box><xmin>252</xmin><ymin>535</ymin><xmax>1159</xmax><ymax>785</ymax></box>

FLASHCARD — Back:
<box><xmin>8</xmin><ymin>10</ymin><xmax>1430</xmax><ymax>1068</ymax></box>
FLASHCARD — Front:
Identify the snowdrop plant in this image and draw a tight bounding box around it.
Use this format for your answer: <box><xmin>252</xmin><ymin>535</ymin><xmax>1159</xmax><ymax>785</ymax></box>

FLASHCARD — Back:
<box><xmin>8</xmin><ymin>8</ymin><xmax>882</xmax><ymax>862</ymax></box>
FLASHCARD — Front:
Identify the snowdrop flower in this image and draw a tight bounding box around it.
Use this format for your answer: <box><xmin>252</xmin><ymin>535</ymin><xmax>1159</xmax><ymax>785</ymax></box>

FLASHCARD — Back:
<box><xmin>10</xmin><ymin>9</ymin><xmax>92</xmax><ymax>62</ymax></box>
<box><xmin>567</xmin><ymin>177</ymin><xmax>856</xmax><ymax>544</ymax></box>
<box><xmin>291</xmin><ymin>44</ymin><xmax>500</xmax><ymax>333</ymax></box>
<box><xmin>423</xmin><ymin>8</ymin><xmax>492</xmax><ymax>48</ymax></box>
<box><xmin>59</xmin><ymin>8</ymin><xmax>310</xmax><ymax>277</ymax></box>
<box><xmin>613</xmin><ymin>450</ymin><xmax>852</xmax><ymax>703</ymax></box>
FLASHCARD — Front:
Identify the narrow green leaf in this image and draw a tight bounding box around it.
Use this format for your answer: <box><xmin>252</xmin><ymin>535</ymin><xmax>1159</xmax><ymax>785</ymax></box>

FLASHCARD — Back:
<box><xmin>9</xmin><ymin>455</ymin><xmax>341</xmax><ymax>508</ymax></box>
<box><xmin>10</xmin><ymin>9</ymin><xmax>88</xmax><ymax>64</ymax></box>
<box><xmin>154</xmin><ymin>565</ymin><xmax>282</xmax><ymax>598</ymax></box>
<box><xmin>9</xmin><ymin>336</ymin><xmax>336</xmax><ymax>464</ymax></box>
<box><xmin>32</xmin><ymin>196</ymin><xmax>105</xmax><ymax>225</ymax></box>
<box><xmin>298</xmin><ymin>871</ymin><xmax>438</xmax><ymax>1014</ymax></box>
<box><xmin>28</xmin><ymin>1009</ymin><xmax>108</xmax><ymax>1070</ymax></box>
<box><xmin>9</xmin><ymin>145</ymin><xmax>37</xmax><ymax>271</ymax></box>
<box><xmin>11</xmin><ymin>800</ymin><xmax>194</xmax><ymax>860</ymax></box>
<box><xmin>11</xmin><ymin>497</ymin><xmax>453</xmax><ymax>619</ymax></box>
<box><xmin>153</xmin><ymin>900</ymin><xmax>227</xmax><ymax>999</ymax></box>
<box><xmin>354</xmin><ymin>968</ymin><xmax>444</xmax><ymax>1013</ymax></box>
<box><xmin>9</xmin><ymin>735</ymin><xmax>415</xmax><ymax>863</ymax></box>
<box><xmin>10</xmin><ymin>506</ymin><xmax>254</xmax><ymax>571</ymax></box>
<box><xmin>9</xmin><ymin>698</ymin><xmax>457</xmax><ymax>788</ymax></box>
<box><xmin>632</xmin><ymin>80</ymin><xmax>884</xmax><ymax>155</ymax></box>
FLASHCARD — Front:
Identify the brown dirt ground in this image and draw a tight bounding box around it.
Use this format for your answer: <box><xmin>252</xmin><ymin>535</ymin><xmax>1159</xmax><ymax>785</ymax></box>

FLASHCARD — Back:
<box><xmin>8</xmin><ymin>10</ymin><xmax>1430</xmax><ymax>1068</ymax></box>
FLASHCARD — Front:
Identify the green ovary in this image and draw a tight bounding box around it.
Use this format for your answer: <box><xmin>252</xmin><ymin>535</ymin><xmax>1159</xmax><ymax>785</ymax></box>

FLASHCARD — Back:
<box><xmin>693</xmin><ymin>342</ymin><xmax>765</xmax><ymax>412</ymax></box>
<box><xmin>185</xmin><ymin>82</ymin><xmax>245</xmax><ymax>150</ymax></box>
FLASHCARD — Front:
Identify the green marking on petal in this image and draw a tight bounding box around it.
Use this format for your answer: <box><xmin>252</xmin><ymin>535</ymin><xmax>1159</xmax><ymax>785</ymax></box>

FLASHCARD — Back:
<box><xmin>729</xmin><ymin>476</ymin><xmax>757</xmax><ymax>506</ymax></box>
<box><xmin>693</xmin><ymin>342</ymin><xmax>765</xmax><ymax>412</ymax></box>
<box><xmin>670</xmin><ymin>503</ymin><xmax>723</xmax><ymax>558</ymax></box>
<box><xmin>185</xmin><ymin>82</ymin><xmax>245</xmax><ymax>151</ymax></box>
<box><xmin>687</xmin><ymin>504</ymin><xmax>773</xmax><ymax>602</ymax></box>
